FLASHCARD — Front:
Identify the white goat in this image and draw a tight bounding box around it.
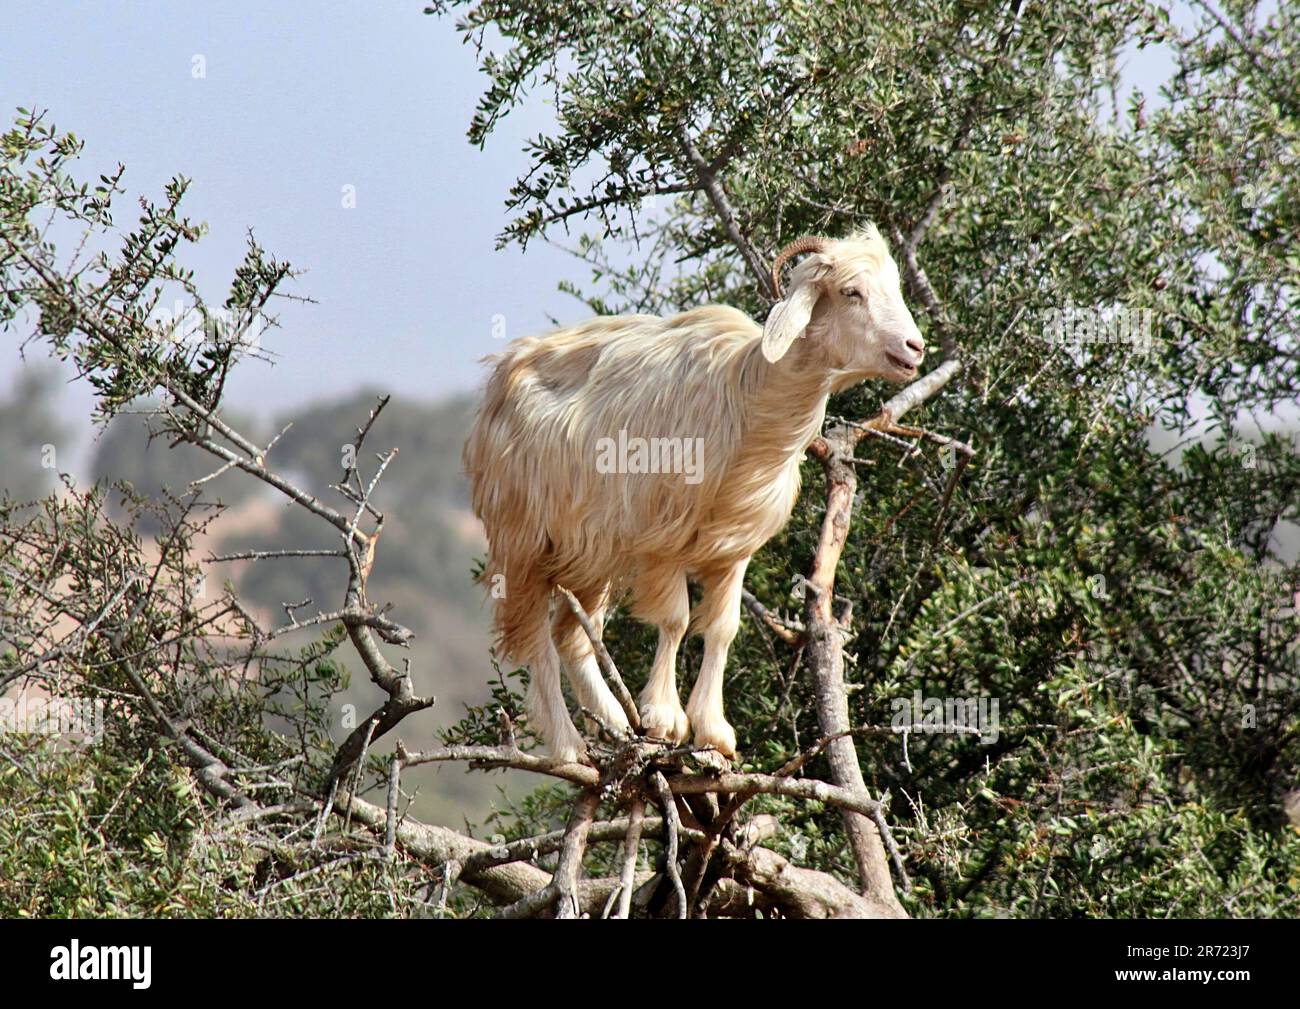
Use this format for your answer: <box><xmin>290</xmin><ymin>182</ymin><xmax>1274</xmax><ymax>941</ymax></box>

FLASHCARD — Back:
<box><xmin>464</xmin><ymin>227</ymin><xmax>925</xmax><ymax>761</ymax></box>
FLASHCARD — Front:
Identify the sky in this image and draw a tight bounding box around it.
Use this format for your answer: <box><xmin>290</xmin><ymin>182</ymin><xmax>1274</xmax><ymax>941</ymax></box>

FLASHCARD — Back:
<box><xmin>1</xmin><ymin>0</ymin><xmax>587</xmax><ymax>470</ymax></box>
<box><xmin>0</xmin><ymin>1</ymin><xmax>1226</xmax><ymax>476</ymax></box>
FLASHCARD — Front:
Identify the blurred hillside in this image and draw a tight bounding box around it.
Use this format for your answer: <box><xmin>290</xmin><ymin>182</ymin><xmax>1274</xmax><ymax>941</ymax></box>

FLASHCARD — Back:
<box><xmin>4</xmin><ymin>373</ymin><xmax>528</xmax><ymax>828</ymax></box>
<box><xmin>0</xmin><ymin>367</ymin><xmax>71</xmax><ymax>502</ymax></box>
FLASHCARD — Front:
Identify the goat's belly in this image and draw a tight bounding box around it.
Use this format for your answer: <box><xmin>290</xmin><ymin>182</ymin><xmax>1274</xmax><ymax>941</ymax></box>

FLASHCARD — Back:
<box><xmin>544</xmin><ymin>454</ymin><xmax>801</xmax><ymax>577</ymax></box>
<box><xmin>688</xmin><ymin>511</ymin><xmax>792</xmax><ymax>568</ymax></box>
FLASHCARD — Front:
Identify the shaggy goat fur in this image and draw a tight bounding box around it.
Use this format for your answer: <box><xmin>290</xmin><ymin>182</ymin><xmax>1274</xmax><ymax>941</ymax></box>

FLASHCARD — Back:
<box><xmin>464</xmin><ymin>226</ymin><xmax>924</xmax><ymax>761</ymax></box>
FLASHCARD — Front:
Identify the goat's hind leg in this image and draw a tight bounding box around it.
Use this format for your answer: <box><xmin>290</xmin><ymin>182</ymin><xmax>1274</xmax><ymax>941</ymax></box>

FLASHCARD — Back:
<box><xmin>526</xmin><ymin>630</ymin><xmax>587</xmax><ymax>763</ymax></box>
<box><xmin>512</xmin><ymin>584</ymin><xmax>587</xmax><ymax>763</ymax></box>
<box><xmin>552</xmin><ymin>583</ymin><xmax>630</xmax><ymax>738</ymax></box>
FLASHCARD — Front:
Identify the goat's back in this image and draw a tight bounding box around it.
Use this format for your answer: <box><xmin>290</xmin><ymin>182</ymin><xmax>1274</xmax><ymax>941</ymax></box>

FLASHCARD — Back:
<box><xmin>464</xmin><ymin>304</ymin><xmax>811</xmax><ymax>614</ymax></box>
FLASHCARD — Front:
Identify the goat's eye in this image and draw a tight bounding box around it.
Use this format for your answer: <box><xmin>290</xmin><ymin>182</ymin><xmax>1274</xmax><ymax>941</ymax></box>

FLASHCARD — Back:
<box><xmin>841</xmin><ymin>287</ymin><xmax>862</xmax><ymax>300</ymax></box>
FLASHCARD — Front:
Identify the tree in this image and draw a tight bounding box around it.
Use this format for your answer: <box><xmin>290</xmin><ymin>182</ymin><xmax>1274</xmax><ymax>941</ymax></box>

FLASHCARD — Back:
<box><xmin>425</xmin><ymin>0</ymin><xmax>1300</xmax><ymax>916</ymax></box>
<box><xmin>1</xmin><ymin>0</ymin><xmax>1297</xmax><ymax>918</ymax></box>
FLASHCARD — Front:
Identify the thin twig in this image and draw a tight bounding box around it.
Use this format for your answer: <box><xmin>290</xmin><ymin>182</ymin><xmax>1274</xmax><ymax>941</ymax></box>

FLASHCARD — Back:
<box><xmin>740</xmin><ymin>588</ymin><xmax>804</xmax><ymax>645</ymax></box>
<box><xmin>651</xmin><ymin>771</ymin><xmax>687</xmax><ymax>919</ymax></box>
<box><xmin>870</xmin><ymin>805</ymin><xmax>912</xmax><ymax>894</ymax></box>
<box><xmin>384</xmin><ymin>753</ymin><xmax>401</xmax><ymax>860</ymax></box>
<box><xmin>615</xmin><ymin>799</ymin><xmax>646</xmax><ymax>920</ymax></box>
<box><xmin>342</xmin><ymin>717</ymin><xmax>378</xmax><ymax>834</ymax></box>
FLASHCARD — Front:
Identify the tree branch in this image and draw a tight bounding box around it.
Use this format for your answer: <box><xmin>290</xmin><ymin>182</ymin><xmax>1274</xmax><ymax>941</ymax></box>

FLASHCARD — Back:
<box><xmin>801</xmin><ymin>358</ymin><xmax>965</xmax><ymax>913</ymax></box>
<box><xmin>677</xmin><ymin>128</ymin><xmax>776</xmax><ymax>299</ymax></box>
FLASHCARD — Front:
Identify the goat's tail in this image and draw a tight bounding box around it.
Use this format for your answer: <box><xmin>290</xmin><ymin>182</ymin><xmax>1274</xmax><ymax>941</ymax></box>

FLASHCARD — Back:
<box><xmin>464</xmin><ymin>354</ymin><xmax>553</xmax><ymax>663</ymax></box>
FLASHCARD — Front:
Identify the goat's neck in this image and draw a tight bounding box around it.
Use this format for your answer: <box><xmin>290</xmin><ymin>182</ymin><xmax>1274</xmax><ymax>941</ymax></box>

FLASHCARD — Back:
<box><xmin>742</xmin><ymin>332</ymin><xmax>834</xmax><ymax>459</ymax></box>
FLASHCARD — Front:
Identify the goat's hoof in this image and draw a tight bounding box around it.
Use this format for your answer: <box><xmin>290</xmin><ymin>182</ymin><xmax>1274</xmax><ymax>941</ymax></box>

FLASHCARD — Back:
<box><xmin>546</xmin><ymin>735</ymin><xmax>589</xmax><ymax>765</ymax></box>
<box><xmin>688</xmin><ymin>714</ymin><xmax>738</xmax><ymax>762</ymax></box>
<box><xmin>579</xmin><ymin>700</ymin><xmax>631</xmax><ymax>737</ymax></box>
<box><xmin>638</xmin><ymin>702</ymin><xmax>690</xmax><ymax>745</ymax></box>
<box><xmin>693</xmin><ymin>749</ymin><xmax>733</xmax><ymax>772</ymax></box>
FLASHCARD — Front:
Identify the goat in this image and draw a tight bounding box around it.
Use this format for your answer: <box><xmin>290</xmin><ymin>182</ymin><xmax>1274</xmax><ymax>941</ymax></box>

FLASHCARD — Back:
<box><xmin>463</xmin><ymin>226</ymin><xmax>925</xmax><ymax>762</ymax></box>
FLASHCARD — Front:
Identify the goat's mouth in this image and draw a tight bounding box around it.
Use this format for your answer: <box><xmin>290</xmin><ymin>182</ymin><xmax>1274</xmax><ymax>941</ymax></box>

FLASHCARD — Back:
<box><xmin>885</xmin><ymin>352</ymin><xmax>920</xmax><ymax>377</ymax></box>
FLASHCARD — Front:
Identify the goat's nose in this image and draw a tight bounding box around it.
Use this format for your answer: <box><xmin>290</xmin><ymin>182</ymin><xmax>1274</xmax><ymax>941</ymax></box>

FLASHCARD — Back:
<box><xmin>906</xmin><ymin>335</ymin><xmax>925</xmax><ymax>358</ymax></box>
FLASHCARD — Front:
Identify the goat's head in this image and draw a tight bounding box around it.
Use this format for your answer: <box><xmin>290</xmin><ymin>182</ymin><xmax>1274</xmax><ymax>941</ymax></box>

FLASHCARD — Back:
<box><xmin>761</xmin><ymin>226</ymin><xmax>925</xmax><ymax>384</ymax></box>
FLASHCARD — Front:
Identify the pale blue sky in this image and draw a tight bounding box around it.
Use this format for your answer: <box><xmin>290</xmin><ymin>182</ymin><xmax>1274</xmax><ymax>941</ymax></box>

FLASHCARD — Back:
<box><xmin>1</xmin><ymin>1</ymin><xmax>1207</xmax><ymax>473</ymax></box>
<box><xmin>1</xmin><ymin>0</ymin><xmax>583</xmax><ymax>460</ymax></box>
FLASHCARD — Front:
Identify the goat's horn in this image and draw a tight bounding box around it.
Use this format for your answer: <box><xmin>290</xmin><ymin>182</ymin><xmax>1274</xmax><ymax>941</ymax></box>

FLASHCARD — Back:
<box><xmin>770</xmin><ymin>235</ymin><xmax>828</xmax><ymax>298</ymax></box>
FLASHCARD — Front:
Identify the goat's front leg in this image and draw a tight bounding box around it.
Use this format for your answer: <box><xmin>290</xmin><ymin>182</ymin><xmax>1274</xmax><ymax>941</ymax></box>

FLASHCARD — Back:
<box><xmin>685</xmin><ymin>558</ymin><xmax>749</xmax><ymax>761</ymax></box>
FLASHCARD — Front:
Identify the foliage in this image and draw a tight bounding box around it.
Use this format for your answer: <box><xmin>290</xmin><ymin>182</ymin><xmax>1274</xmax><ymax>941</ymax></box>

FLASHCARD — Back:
<box><xmin>0</xmin><ymin>488</ymin><xmax>424</xmax><ymax>918</ymax></box>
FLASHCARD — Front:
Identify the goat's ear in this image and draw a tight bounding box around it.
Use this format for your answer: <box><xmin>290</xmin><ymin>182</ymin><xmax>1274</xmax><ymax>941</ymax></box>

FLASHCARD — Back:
<box><xmin>761</xmin><ymin>281</ymin><xmax>820</xmax><ymax>363</ymax></box>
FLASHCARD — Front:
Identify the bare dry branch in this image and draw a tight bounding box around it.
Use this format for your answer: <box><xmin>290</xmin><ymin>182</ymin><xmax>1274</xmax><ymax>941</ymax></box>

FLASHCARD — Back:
<box><xmin>741</xmin><ymin>587</ymin><xmax>804</xmax><ymax>645</ymax></box>
<box><xmin>614</xmin><ymin>800</ymin><xmax>646</xmax><ymax>920</ymax></box>
<box><xmin>649</xmin><ymin>771</ymin><xmax>688</xmax><ymax>919</ymax></box>
<box><xmin>799</xmin><ymin>358</ymin><xmax>965</xmax><ymax>913</ymax></box>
